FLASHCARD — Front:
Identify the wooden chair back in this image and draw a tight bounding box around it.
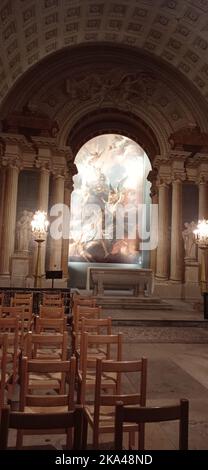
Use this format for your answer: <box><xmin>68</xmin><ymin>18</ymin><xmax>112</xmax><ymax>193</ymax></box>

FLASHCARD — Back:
<box><xmin>43</xmin><ymin>298</ymin><xmax>64</xmax><ymax>307</ymax></box>
<box><xmin>14</xmin><ymin>292</ymin><xmax>33</xmax><ymax>300</ymax></box>
<box><xmin>35</xmin><ymin>316</ymin><xmax>66</xmax><ymax>334</ymax></box>
<box><xmin>19</xmin><ymin>356</ymin><xmax>76</xmax><ymax>410</ymax></box>
<box><xmin>1</xmin><ymin>306</ymin><xmax>32</xmax><ymax>349</ymax></box>
<box><xmin>17</xmin><ymin>356</ymin><xmax>76</xmax><ymax>448</ymax></box>
<box><xmin>1</xmin><ymin>306</ymin><xmax>24</xmax><ymax>318</ymax></box>
<box><xmin>25</xmin><ymin>331</ymin><xmax>68</xmax><ymax>362</ymax></box>
<box><xmin>78</xmin><ymin>333</ymin><xmax>123</xmax><ymax>404</ymax></box>
<box><xmin>0</xmin><ymin>405</ymin><xmax>83</xmax><ymax>450</ymax></box>
<box><xmin>114</xmin><ymin>399</ymin><xmax>189</xmax><ymax>450</ymax></box>
<box><xmin>88</xmin><ymin>358</ymin><xmax>147</xmax><ymax>448</ymax></box>
<box><xmin>11</xmin><ymin>297</ymin><xmax>33</xmax><ymax>309</ymax></box>
<box><xmin>72</xmin><ymin>297</ymin><xmax>97</xmax><ymax>316</ymax></box>
<box><xmin>72</xmin><ymin>307</ymin><xmax>103</xmax><ymax>354</ymax></box>
<box><xmin>0</xmin><ymin>293</ymin><xmax>4</xmax><ymax>306</ymax></box>
<box><xmin>81</xmin><ymin>317</ymin><xmax>112</xmax><ymax>336</ymax></box>
<box><xmin>0</xmin><ymin>318</ymin><xmax>19</xmax><ymax>387</ymax></box>
<box><xmin>0</xmin><ymin>333</ymin><xmax>8</xmax><ymax>408</ymax></box>
<box><xmin>39</xmin><ymin>305</ymin><xmax>65</xmax><ymax>319</ymax></box>
<box><xmin>73</xmin><ymin>305</ymin><xmax>101</xmax><ymax>332</ymax></box>
<box><xmin>10</xmin><ymin>298</ymin><xmax>33</xmax><ymax>328</ymax></box>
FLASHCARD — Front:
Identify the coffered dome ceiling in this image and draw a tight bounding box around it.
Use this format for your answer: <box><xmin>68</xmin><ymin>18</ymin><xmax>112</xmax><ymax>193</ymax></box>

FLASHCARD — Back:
<box><xmin>1</xmin><ymin>0</ymin><xmax>208</xmax><ymax>108</ymax></box>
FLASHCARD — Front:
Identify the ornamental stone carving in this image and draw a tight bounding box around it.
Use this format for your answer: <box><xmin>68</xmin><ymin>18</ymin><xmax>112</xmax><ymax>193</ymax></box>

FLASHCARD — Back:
<box><xmin>66</xmin><ymin>69</ymin><xmax>157</xmax><ymax>107</ymax></box>
<box><xmin>16</xmin><ymin>210</ymin><xmax>33</xmax><ymax>252</ymax></box>
<box><xmin>182</xmin><ymin>221</ymin><xmax>197</xmax><ymax>261</ymax></box>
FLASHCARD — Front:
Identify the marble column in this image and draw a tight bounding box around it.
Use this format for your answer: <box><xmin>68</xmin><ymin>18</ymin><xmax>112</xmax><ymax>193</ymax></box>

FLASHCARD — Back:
<box><xmin>198</xmin><ymin>179</ymin><xmax>208</xmax><ymax>220</ymax></box>
<box><xmin>38</xmin><ymin>166</ymin><xmax>50</xmax><ymax>275</ymax></box>
<box><xmin>49</xmin><ymin>173</ymin><xmax>65</xmax><ymax>270</ymax></box>
<box><xmin>150</xmin><ymin>192</ymin><xmax>158</xmax><ymax>273</ymax></box>
<box><xmin>156</xmin><ymin>182</ymin><xmax>169</xmax><ymax>279</ymax></box>
<box><xmin>61</xmin><ymin>185</ymin><xmax>71</xmax><ymax>278</ymax></box>
<box><xmin>0</xmin><ymin>164</ymin><xmax>19</xmax><ymax>275</ymax></box>
<box><xmin>170</xmin><ymin>179</ymin><xmax>183</xmax><ymax>282</ymax></box>
<box><xmin>0</xmin><ymin>168</ymin><xmax>6</xmax><ymax>248</ymax></box>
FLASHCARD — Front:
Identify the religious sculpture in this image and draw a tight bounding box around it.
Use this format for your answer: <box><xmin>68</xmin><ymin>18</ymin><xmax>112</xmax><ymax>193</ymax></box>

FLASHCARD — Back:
<box><xmin>16</xmin><ymin>210</ymin><xmax>33</xmax><ymax>252</ymax></box>
<box><xmin>182</xmin><ymin>222</ymin><xmax>197</xmax><ymax>260</ymax></box>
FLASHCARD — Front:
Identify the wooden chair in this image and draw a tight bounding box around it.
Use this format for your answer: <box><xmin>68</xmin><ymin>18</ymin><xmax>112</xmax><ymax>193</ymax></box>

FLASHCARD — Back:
<box><xmin>83</xmin><ymin>358</ymin><xmax>147</xmax><ymax>449</ymax></box>
<box><xmin>35</xmin><ymin>316</ymin><xmax>66</xmax><ymax>334</ymax></box>
<box><xmin>0</xmin><ymin>405</ymin><xmax>83</xmax><ymax>450</ymax></box>
<box><xmin>72</xmin><ymin>308</ymin><xmax>104</xmax><ymax>354</ymax></box>
<box><xmin>72</xmin><ymin>297</ymin><xmax>97</xmax><ymax>316</ymax></box>
<box><xmin>1</xmin><ymin>306</ymin><xmax>27</xmax><ymax>348</ymax></box>
<box><xmin>0</xmin><ymin>333</ymin><xmax>8</xmax><ymax>409</ymax></box>
<box><xmin>26</xmin><ymin>331</ymin><xmax>68</xmax><ymax>361</ymax></box>
<box><xmin>43</xmin><ymin>292</ymin><xmax>62</xmax><ymax>301</ymax></box>
<box><xmin>114</xmin><ymin>399</ymin><xmax>189</xmax><ymax>450</ymax></box>
<box><xmin>25</xmin><ymin>331</ymin><xmax>68</xmax><ymax>392</ymax></box>
<box><xmin>0</xmin><ymin>318</ymin><xmax>19</xmax><ymax>392</ymax></box>
<box><xmin>0</xmin><ymin>293</ymin><xmax>5</xmax><ymax>306</ymax></box>
<box><xmin>73</xmin><ymin>305</ymin><xmax>101</xmax><ymax>332</ymax></box>
<box><xmin>39</xmin><ymin>305</ymin><xmax>65</xmax><ymax>319</ymax></box>
<box><xmin>17</xmin><ymin>356</ymin><xmax>76</xmax><ymax>448</ymax></box>
<box><xmin>13</xmin><ymin>292</ymin><xmax>33</xmax><ymax>301</ymax></box>
<box><xmin>78</xmin><ymin>333</ymin><xmax>123</xmax><ymax>405</ymax></box>
<box><xmin>43</xmin><ymin>297</ymin><xmax>64</xmax><ymax>307</ymax></box>
<box><xmin>10</xmin><ymin>298</ymin><xmax>34</xmax><ymax>340</ymax></box>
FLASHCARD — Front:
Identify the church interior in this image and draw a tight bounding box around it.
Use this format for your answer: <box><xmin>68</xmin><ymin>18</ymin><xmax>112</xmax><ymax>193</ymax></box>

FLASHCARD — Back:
<box><xmin>0</xmin><ymin>0</ymin><xmax>208</xmax><ymax>451</ymax></box>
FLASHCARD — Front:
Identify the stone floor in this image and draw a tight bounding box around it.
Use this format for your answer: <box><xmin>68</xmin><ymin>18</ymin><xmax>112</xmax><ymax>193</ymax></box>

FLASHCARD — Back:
<box><xmin>7</xmin><ymin>340</ymin><xmax>208</xmax><ymax>450</ymax></box>
<box><xmin>5</xmin><ymin>299</ymin><xmax>208</xmax><ymax>450</ymax></box>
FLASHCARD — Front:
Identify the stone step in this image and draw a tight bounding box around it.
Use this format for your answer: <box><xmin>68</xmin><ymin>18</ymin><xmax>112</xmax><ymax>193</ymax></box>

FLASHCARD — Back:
<box><xmin>111</xmin><ymin>319</ymin><xmax>208</xmax><ymax>327</ymax></box>
<box><xmin>96</xmin><ymin>296</ymin><xmax>173</xmax><ymax>310</ymax></box>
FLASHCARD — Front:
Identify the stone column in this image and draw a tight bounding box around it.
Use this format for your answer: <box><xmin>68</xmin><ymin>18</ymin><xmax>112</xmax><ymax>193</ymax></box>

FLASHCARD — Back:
<box><xmin>198</xmin><ymin>179</ymin><xmax>208</xmax><ymax>220</ymax></box>
<box><xmin>38</xmin><ymin>166</ymin><xmax>50</xmax><ymax>275</ymax></box>
<box><xmin>61</xmin><ymin>184</ymin><xmax>71</xmax><ymax>278</ymax></box>
<box><xmin>49</xmin><ymin>173</ymin><xmax>65</xmax><ymax>270</ymax></box>
<box><xmin>156</xmin><ymin>182</ymin><xmax>170</xmax><ymax>279</ymax></box>
<box><xmin>150</xmin><ymin>192</ymin><xmax>158</xmax><ymax>274</ymax></box>
<box><xmin>0</xmin><ymin>168</ymin><xmax>6</xmax><ymax>248</ymax></box>
<box><xmin>170</xmin><ymin>179</ymin><xmax>183</xmax><ymax>282</ymax></box>
<box><xmin>0</xmin><ymin>164</ymin><xmax>19</xmax><ymax>275</ymax></box>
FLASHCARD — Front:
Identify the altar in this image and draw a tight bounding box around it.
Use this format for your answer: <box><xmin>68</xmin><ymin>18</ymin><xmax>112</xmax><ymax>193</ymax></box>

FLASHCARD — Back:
<box><xmin>87</xmin><ymin>267</ymin><xmax>154</xmax><ymax>297</ymax></box>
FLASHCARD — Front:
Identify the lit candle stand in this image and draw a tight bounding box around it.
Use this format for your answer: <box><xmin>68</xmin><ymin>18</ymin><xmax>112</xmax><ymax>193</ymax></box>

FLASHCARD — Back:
<box><xmin>31</xmin><ymin>211</ymin><xmax>49</xmax><ymax>288</ymax></box>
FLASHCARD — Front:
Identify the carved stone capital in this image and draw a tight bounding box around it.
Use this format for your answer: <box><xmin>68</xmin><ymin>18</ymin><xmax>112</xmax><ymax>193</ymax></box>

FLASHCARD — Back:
<box><xmin>197</xmin><ymin>174</ymin><xmax>208</xmax><ymax>184</ymax></box>
<box><xmin>156</xmin><ymin>177</ymin><xmax>171</xmax><ymax>188</ymax></box>
<box><xmin>34</xmin><ymin>158</ymin><xmax>52</xmax><ymax>173</ymax></box>
<box><xmin>1</xmin><ymin>154</ymin><xmax>23</xmax><ymax>170</ymax></box>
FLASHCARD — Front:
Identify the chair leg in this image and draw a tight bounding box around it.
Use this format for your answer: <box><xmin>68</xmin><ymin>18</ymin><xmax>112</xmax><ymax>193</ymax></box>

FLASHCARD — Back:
<box><xmin>138</xmin><ymin>423</ymin><xmax>145</xmax><ymax>450</ymax></box>
<box><xmin>66</xmin><ymin>429</ymin><xmax>73</xmax><ymax>449</ymax></box>
<box><xmin>129</xmin><ymin>431</ymin><xmax>135</xmax><ymax>450</ymax></box>
<box><xmin>16</xmin><ymin>430</ymin><xmax>23</xmax><ymax>449</ymax></box>
<box><xmin>82</xmin><ymin>415</ymin><xmax>88</xmax><ymax>449</ymax></box>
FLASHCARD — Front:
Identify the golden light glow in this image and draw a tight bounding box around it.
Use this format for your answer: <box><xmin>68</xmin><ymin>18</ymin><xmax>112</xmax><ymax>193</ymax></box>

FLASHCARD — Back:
<box><xmin>31</xmin><ymin>210</ymin><xmax>49</xmax><ymax>240</ymax></box>
<box><xmin>194</xmin><ymin>219</ymin><xmax>208</xmax><ymax>248</ymax></box>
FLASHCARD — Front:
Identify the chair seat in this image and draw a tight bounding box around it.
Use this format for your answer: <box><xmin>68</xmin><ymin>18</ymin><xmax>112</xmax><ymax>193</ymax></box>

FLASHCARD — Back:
<box><xmin>85</xmin><ymin>404</ymin><xmax>139</xmax><ymax>432</ymax></box>
<box><xmin>79</xmin><ymin>370</ymin><xmax>117</xmax><ymax>384</ymax></box>
<box><xmin>35</xmin><ymin>349</ymin><xmax>62</xmax><ymax>359</ymax></box>
<box><xmin>28</xmin><ymin>372</ymin><xmax>62</xmax><ymax>389</ymax></box>
<box><xmin>24</xmin><ymin>405</ymin><xmax>69</xmax><ymax>414</ymax></box>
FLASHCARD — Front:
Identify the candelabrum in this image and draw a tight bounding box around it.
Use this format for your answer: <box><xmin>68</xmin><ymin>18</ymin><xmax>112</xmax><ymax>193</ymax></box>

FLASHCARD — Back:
<box><xmin>31</xmin><ymin>211</ymin><xmax>49</xmax><ymax>288</ymax></box>
<box><xmin>194</xmin><ymin>219</ymin><xmax>208</xmax><ymax>319</ymax></box>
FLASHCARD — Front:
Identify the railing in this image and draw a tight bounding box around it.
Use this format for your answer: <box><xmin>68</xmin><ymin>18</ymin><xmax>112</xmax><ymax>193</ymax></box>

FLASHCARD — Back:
<box><xmin>0</xmin><ymin>287</ymin><xmax>71</xmax><ymax>316</ymax></box>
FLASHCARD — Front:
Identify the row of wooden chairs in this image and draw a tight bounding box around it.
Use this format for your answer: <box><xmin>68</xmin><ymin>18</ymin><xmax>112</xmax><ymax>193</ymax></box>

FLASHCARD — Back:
<box><xmin>0</xmin><ymin>292</ymin><xmax>190</xmax><ymax>449</ymax></box>
<box><xmin>71</xmin><ymin>294</ymin><xmax>189</xmax><ymax>449</ymax></box>
<box><xmin>0</xmin><ymin>291</ymin><xmax>66</xmax><ymax>308</ymax></box>
<box><xmin>0</xmin><ymin>398</ymin><xmax>189</xmax><ymax>450</ymax></box>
